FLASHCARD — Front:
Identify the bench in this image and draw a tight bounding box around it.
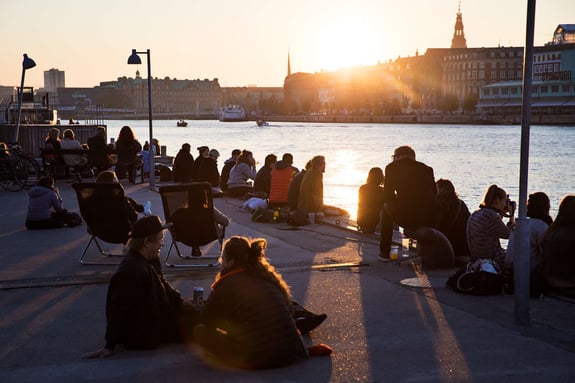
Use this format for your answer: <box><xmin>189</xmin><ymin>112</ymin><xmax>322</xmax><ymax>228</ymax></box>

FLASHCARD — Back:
<box><xmin>40</xmin><ymin>148</ymin><xmax>91</xmax><ymax>181</ymax></box>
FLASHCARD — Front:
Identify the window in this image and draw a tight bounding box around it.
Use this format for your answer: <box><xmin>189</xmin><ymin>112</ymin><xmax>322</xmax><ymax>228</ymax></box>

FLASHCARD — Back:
<box><xmin>493</xmin><ymin>88</ymin><xmax>500</xmax><ymax>95</ymax></box>
<box><xmin>510</xmin><ymin>87</ymin><xmax>518</xmax><ymax>95</ymax></box>
<box><xmin>552</xmin><ymin>85</ymin><xmax>559</xmax><ymax>93</ymax></box>
<box><xmin>562</xmin><ymin>85</ymin><xmax>569</xmax><ymax>92</ymax></box>
<box><xmin>541</xmin><ymin>86</ymin><xmax>548</xmax><ymax>93</ymax></box>
<box><xmin>508</xmin><ymin>70</ymin><xmax>514</xmax><ymax>79</ymax></box>
<box><xmin>502</xmin><ymin>88</ymin><xmax>509</xmax><ymax>95</ymax></box>
<box><xmin>479</xmin><ymin>70</ymin><xmax>485</xmax><ymax>79</ymax></box>
<box><xmin>500</xmin><ymin>70</ymin><xmax>506</xmax><ymax>79</ymax></box>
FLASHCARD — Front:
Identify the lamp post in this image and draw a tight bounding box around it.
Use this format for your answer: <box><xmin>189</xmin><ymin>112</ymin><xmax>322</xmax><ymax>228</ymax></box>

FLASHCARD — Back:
<box><xmin>14</xmin><ymin>54</ymin><xmax>37</xmax><ymax>143</ymax></box>
<box><xmin>128</xmin><ymin>49</ymin><xmax>155</xmax><ymax>189</ymax></box>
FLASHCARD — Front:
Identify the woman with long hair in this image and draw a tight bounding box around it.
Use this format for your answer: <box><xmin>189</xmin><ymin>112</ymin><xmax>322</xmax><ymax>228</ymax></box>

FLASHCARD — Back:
<box><xmin>114</xmin><ymin>126</ymin><xmax>142</xmax><ymax>182</ymax></box>
<box><xmin>194</xmin><ymin>236</ymin><xmax>326</xmax><ymax>369</ymax></box>
<box><xmin>357</xmin><ymin>167</ymin><xmax>384</xmax><ymax>234</ymax></box>
<box><xmin>542</xmin><ymin>195</ymin><xmax>575</xmax><ymax>296</ymax></box>
<box><xmin>436</xmin><ymin>179</ymin><xmax>470</xmax><ymax>258</ymax></box>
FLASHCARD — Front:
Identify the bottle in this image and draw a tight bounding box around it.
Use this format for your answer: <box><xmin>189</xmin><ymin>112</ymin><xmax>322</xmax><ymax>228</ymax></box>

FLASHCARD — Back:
<box><xmin>193</xmin><ymin>287</ymin><xmax>204</xmax><ymax>307</ymax></box>
<box><xmin>143</xmin><ymin>201</ymin><xmax>152</xmax><ymax>216</ymax></box>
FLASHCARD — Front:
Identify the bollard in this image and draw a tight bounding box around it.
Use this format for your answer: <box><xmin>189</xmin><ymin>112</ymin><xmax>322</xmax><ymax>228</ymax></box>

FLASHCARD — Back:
<box><xmin>161</xmin><ymin>145</ymin><xmax>167</xmax><ymax>157</ymax></box>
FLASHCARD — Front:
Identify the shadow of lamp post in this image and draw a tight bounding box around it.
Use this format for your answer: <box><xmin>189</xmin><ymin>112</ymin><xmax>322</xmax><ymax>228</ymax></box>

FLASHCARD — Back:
<box><xmin>14</xmin><ymin>54</ymin><xmax>37</xmax><ymax>143</ymax></box>
<box><xmin>127</xmin><ymin>49</ymin><xmax>155</xmax><ymax>189</ymax></box>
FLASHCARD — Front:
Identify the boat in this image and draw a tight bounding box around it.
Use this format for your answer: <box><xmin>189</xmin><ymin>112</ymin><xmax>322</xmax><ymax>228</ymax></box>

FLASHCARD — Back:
<box><xmin>1</xmin><ymin>87</ymin><xmax>58</xmax><ymax>126</ymax></box>
<box><xmin>219</xmin><ymin>105</ymin><xmax>246</xmax><ymax>122</ymax></box>
<box><xmin>176</xmin><ymin>119</ymin><xmax>188</xmax><ymax>127</ymax></box>
<box><xmin>256</xmin><ymin>119</ymin><xmax>269</xmax><ymax>127</ymax></box>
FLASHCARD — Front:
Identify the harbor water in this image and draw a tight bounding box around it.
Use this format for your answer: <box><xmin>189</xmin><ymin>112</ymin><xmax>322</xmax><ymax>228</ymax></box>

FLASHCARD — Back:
<box><xmin>105</xmin><ymin>120</ymin><xmax>575</xmax><ymax>220</ymax></box>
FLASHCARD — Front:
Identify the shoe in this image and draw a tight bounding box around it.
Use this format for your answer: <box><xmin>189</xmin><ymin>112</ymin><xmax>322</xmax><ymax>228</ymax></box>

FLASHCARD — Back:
<box><xmin>191</xmin><ymin>247</ymin><xmax>202</xmax><ymax>257</ymax></box>
<box><xmin>378</xmin><ymin>253</ymin><xmax>392</xmax><ymax>262</ymax></box>
<box><xmin>296</xmin><ymin>313</ymin><xmax>327</xmax><ymax>334</ymax></box>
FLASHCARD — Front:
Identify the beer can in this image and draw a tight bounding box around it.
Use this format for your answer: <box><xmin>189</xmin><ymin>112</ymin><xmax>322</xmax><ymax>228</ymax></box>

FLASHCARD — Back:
<box><xmin>193</xmin><ymin>287</ymin><xmax>204</xmax><ymax>307</ymax></box>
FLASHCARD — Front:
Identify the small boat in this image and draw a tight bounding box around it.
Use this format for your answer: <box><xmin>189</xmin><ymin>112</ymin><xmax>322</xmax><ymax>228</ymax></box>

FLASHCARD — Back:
<box><xmin>219</xmin><ymin>105</ymin><xmax>246</xmax><ymax>122</ymax></box>
<box><xmin>176</xmin><ymin>120</ymin><xmax>188</xmax><ymax>127</ymax></box>
<box><xmin>256</xmin><ymin>119</ymin><xmax>269</xmax><ymax>127</ymax></box>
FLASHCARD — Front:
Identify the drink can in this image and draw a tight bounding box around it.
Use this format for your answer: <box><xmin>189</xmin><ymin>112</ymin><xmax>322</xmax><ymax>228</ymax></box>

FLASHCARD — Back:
<box><xmin>389</xmin><ymin>246</ymin><xmax>399</xmax><ymax>260</ymax></box>
<box><xmin>193</xmin><ymin>287</ymin><xmax>204</xmax><ymax>307</ymax></box>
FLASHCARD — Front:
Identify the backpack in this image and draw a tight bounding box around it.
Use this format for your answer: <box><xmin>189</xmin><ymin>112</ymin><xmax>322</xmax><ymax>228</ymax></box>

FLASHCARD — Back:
<box><xmin>446</xmin><ymin>258</ymin><xmax>504</xmax><ymax>295</ymax></box>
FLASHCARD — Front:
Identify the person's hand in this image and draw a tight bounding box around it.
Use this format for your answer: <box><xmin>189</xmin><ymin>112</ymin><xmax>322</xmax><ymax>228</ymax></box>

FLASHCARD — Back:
<box><xmin>81</xmin><ymin>347</ymin><xmax>113</xmax><ymax>359</ymax></box>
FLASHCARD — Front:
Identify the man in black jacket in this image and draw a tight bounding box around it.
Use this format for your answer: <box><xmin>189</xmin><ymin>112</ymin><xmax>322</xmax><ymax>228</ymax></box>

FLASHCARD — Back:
<box><xmin>379</xmin><ymin>146</ymin><xmax>438</xmax><ymax>260</ymax></box>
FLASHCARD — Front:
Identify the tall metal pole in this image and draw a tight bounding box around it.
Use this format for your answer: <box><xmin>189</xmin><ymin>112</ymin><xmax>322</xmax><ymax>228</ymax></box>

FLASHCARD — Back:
<box><xmin>13</xmin><ymin>69</ymin><xmax>26</xmax><ymax>143</ymax></box>
<box><xmin>515</xmin><ymin>0</ymin><xmax>536</xmax><ymax>326</ymax></box>
<box><xmin>146</xmin><ymin>49</ymin><xmax>155</xmax><ymax>189</ymax></box>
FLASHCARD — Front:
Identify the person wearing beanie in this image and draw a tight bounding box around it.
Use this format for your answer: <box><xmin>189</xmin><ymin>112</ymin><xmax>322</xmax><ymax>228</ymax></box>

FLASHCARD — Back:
<box><xmin>82</xmin><ymin>216</ymin><xmax>199</xmax><ymax>358</ymax></box>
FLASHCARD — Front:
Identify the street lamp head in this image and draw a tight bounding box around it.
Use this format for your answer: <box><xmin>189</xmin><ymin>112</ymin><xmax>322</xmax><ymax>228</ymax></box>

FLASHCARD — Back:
<box><xmin>127</xmin><ymin>49</ymin><xmax>142</xmax><ymax>65</ymax></box>
<box><xmin>22</xmin><ymin>54</ymin><xmax>36</xmax><ymax>70</ymax></box>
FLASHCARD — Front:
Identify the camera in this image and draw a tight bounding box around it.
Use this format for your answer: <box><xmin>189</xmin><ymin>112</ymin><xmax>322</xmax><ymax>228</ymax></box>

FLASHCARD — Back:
<box><xmin>505</xmin><ymin>195</ymin><xmax>516</xmax><ymax>214</ymax></box>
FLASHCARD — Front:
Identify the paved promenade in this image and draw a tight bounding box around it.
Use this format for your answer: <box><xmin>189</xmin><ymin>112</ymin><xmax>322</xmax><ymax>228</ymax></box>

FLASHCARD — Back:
<box><xmin>2</xmin><ymin>181</ymin><xmax>575</xmax><ymax>383</ymax></box>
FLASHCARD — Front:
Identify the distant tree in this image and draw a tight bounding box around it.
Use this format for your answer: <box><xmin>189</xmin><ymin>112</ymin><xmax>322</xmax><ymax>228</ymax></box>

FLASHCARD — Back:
<box><xmin>462</xmin><ymin>94</ymin><xmax>478</xmax><ymax>113</ymax></box>
<box><xmin>440</xmin><ymin>94</ymin><xmax>459</xmax><ymax>113</ymax></box>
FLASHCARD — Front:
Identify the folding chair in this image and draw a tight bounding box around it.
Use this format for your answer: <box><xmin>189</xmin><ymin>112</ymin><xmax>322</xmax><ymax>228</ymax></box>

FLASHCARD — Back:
<box><xmin>72</xmin><ymin>182</ymin><xmax>133</xmax><ymax>264</ymax></box>
<box><xmin>159</xmin><ymin>182</ymin><xmax>224</xmax><ymax>267</ymax></box>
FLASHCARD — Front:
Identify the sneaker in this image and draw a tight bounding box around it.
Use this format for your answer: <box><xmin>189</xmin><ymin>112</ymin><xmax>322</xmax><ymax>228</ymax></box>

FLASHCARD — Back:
<box><xmin>296</xmin><ymin>313</ymin><xmax>327</xmax><ymax>334</ymax></box>
<box><xmin>378</xmin><ymin>253</ymin><xmax>392</xmax><ymax>262</ymax></box>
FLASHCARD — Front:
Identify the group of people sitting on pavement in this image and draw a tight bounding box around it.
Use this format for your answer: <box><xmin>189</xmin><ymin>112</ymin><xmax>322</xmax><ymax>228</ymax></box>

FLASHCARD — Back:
<box><xmin>81</xmin><ymin>216</ymin><xmax>331</xmax><ymax>368</ymax></box>
<box><xmin>366</xmin><ymin>144</ymin><xmax>575</xmax><ymax>299</ymax></box>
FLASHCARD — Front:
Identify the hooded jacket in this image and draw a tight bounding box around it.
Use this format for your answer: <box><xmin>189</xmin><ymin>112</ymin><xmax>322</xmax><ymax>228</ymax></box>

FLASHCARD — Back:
<box><xmin>26</xmin><ymin>186</ymin><xmax>64</xmax><ymax>221</ymax></box>
<box><xmin>269</xmin><ymin>160</ymin><xmax>294</xmax><ymax>204</ymax></box>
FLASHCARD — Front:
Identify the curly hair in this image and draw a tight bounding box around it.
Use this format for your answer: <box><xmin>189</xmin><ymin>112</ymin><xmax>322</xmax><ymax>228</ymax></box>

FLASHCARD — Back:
<box><xmin>217</xmin><ymin>236</ymin><xmax>292</xmax><ymax>304</ymax></box>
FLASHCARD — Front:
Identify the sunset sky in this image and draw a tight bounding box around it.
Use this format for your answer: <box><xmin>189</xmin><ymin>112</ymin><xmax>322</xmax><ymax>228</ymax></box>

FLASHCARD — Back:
<box><xmin>1</xmin><ymin>0</ymin><xmax>573</xmax><ymax>89</ymax></box>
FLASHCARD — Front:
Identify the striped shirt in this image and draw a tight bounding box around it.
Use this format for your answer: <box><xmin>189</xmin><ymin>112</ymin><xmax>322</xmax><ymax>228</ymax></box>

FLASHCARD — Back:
<box><xmin>467</xmin><ymin>207</ymin><xmax>511</xmax><ymax>265</ymax></box>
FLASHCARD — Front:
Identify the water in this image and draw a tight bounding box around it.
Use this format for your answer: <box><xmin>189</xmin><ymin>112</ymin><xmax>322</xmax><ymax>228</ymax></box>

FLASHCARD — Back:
<box><xmin>106</xmin><ymin>120</ymin><xmax>575</xmax><ymax>220</ymax></box>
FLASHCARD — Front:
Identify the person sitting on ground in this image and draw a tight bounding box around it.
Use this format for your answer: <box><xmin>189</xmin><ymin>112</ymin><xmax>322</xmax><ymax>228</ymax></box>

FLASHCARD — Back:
<box><xmin>168</xmin><ymin>185</ymin><xmax>230</xmax><ymax>257</ymax></box>
<box><xmin>268</xmin><ymin>153</ymin><xmax>297</xmax><ymax>208</ymax></box>
<box><xmin>196</xmin><ymin>149</ymin><xmax>221</xmax><ymax>187</ymax></box>
<box><xmin>25</xmin><ymin>176</ymin><xmax>67</xmax><ymax>229</ymax></box>
<box><xmin>435</xmin><ymin>179</ymin><xmax>471</xmax><ymax>258</ymax></box>
<box><xmin>114</xmin><ymin>126</ymin><xmax>142</xmax><ymax>183</ymax></box>
<box><xmin>467</xmin><ymin>184</ymin><xmax>516</xmax><ymax>268</ymax></box>
<box><xmin>298</xmin><ymin>155</ymin><xmax>326</xmax><ymax>221</ymax></box>
<box><xmin>220</xmin><ymin>149</ymin><xmax>241</xmax><ymax>192</ymax></box>
<box><xmin>173</xmin><ymin>143</ymin><xmax>195</xmax><ymax>183</ymax></box>
<box><xmin>95</xmin><ymin>170</ymin><xmax>144</xmax><ymax>225</ymax></box>
<box><xmin>226</xmin><ymin>150</ymin><xmax>257</xmax><ymax>198</ymax></box>
<box><xmin>253</xmin><ymin>153</ymin><xmax>277</xmax><ymax>198</ymax></box>
<box><xmin>87</xmin><ymin>126</ymin><xmax>112</xmax><ymax>174</ymax></box>
<box><xmin>506</xmin><ymin>192</ymin><xmax>553</xmax><ymax>297</ymax></box>
<box><xmin>82</xmin><ymin>216</ymin><xmax>199</xmax><ymax>359</ymax></box>
<box><xmin>357</xmin><ymin>167</ymin><xmax>385</xmax><ymax>234</ymax></box>
<box><xmin>192</xmin><ymin>146</ymin><xmax>209</xmax><ymax>180</ymax></box>
<box><xmin>193</xmin><ymin>236</ymin><xmax>328</xmax><ymax>369</ymax></box>
<box><xmin>379</xmin><ymin>145</ymin><xmax>438</xmax><ymax>260</ymax></box>
<box><xmin>541</xmin><ymin>195</ymin><xmax>575</xmax><ymax>297</ymax></box>
<box><xmin>288</xmin><ymin>160</ymin><xmax>311</xmax><ymax>212</ymax></box>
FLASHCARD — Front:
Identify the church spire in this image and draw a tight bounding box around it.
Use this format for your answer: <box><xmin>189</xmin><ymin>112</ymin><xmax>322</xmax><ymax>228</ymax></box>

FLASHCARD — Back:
<box><xmin>451</xmin><ymin>1</ymin><xmax>467</xmax><ymax>49</ymax></box>
<box><xmin>287</xmin><ymin>49</ymin><xmax>291</xmax><ymax>77</ymax></box>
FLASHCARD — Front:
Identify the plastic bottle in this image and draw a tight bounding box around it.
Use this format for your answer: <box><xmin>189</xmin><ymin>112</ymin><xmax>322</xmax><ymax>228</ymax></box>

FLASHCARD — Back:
<box><xmin>143</xmin><ymin>201</ymin><xmax>152</xmax><ymax>216</ymax></box>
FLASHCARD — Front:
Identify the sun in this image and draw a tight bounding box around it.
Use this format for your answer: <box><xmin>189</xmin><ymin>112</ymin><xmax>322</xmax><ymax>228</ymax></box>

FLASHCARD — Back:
<box><xmin>312</xmin><ymin>12</ymin><xmax>383</xmax><ymax>71</ymax></box>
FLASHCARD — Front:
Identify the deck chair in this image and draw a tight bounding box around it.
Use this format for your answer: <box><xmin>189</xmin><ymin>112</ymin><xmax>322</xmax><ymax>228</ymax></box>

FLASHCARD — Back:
<box><xmin>72</xmin><ymin>182</ymin><xmax>133</xmax><ymax>264</ymax></box>
<box><xmin>159</xmin><ymin>182</ymin><xmax>224</xmax><ymax>267</ymax></box>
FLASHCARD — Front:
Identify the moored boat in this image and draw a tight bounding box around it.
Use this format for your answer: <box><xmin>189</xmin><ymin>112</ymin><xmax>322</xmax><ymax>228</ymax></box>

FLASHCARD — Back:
<box><xmin>176</xmin><ymin>119</ymin><xmax>188</xmax><ymax>127</ymax></box>
<box><xmin>219</xmin><ymin>105</ymin><xmax>246</xmax><ymax>122</ymax></box>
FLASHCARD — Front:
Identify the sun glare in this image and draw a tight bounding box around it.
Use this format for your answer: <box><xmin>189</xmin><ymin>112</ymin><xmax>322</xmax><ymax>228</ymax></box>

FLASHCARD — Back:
<box><xmin>312</xmin><ymin>13</ymin><xmax>382</xmax><ymax>71</ymax></box>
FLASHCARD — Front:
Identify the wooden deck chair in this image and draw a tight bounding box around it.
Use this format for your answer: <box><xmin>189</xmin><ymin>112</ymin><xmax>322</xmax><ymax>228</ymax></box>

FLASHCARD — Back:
<box><xmin>72</xmin><ymin>182</ymin><xmax>133</xmax><ymax>264</ymax></box>
<box><xmin>159</xmin><ymin>182</ymin><xmax>224</xmax><ymax>267</ymax></box>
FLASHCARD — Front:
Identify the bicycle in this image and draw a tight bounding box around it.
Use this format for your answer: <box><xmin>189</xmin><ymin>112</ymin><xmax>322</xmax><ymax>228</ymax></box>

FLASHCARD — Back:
<box><xmin>0</xmin><ymin>155</ymin><xmax>28</xmax><ymax>192</ymax></box>
<box><xmin>7</xmin><ymin>143</ymin><xmax>41</xmax><ymax>189</ymax></box>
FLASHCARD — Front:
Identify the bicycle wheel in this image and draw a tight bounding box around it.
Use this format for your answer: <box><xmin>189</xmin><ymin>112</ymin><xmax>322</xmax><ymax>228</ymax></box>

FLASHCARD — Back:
<box><xmin>0</xmin><ymin>158</ymin><xmax>27</xmax><ymax>192</ymax></box>
<box><xmin>20</xmin><ymin>155</ymin><xmax>41</xmax><ymax>188</ymax></box>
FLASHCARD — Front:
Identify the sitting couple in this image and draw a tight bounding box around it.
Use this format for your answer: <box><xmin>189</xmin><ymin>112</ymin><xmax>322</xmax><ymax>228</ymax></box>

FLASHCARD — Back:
<box><xmin>82</xmin><ymin>216</ymin><xmax>329</xmax><ymax>369</ymax></box>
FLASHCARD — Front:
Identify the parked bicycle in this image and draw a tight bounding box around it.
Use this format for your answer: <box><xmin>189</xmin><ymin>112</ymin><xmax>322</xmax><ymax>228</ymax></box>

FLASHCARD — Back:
<box><xmin>8</xmin><ymin>143</ymin><xmax>41</xmax><ymax>189</ymax></box>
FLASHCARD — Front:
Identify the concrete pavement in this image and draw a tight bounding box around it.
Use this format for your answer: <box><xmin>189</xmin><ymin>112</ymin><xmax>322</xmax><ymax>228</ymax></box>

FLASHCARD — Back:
<box><xmin>1</xmin><ymin>180</ymin><xmax>575</xmax><ymax>383</ymax></box>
